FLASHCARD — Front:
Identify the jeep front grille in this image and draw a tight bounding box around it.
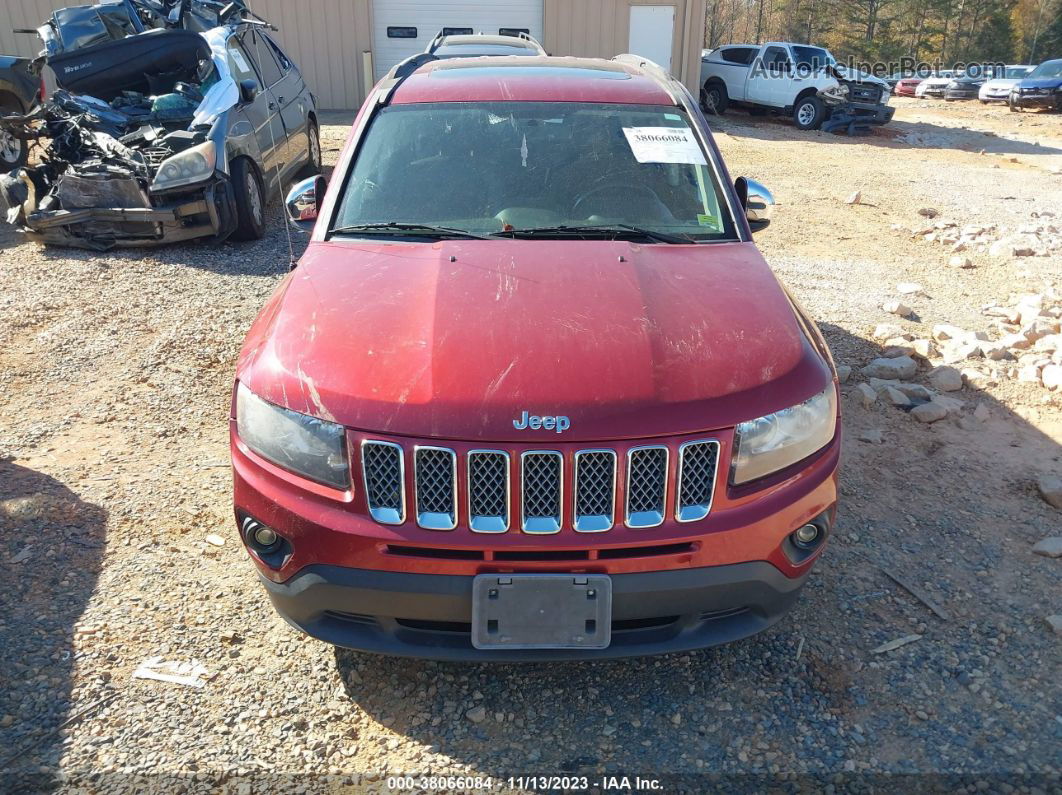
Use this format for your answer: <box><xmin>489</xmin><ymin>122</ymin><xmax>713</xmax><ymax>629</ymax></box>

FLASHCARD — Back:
<box><xmin>361</xmin><ymin>440</ymin><xmax>404</xmax><ymax>524</ymax></box>
<box><xmin>625</xmin><ymin>446</ymin><xmax>669</xmax><ymax>528</ymax></box>
<box><xmin>573</xmin><ymin>450</ymin><xmax>616</xmax><ymax>532</ymax></box>
<box><xmin>676</xmin><ymin>440</ymin><xmax>720</xmax><ymax>522</ymax></box>
<box><xmin>358</xmin><ymin>437</ymin><xmax>719</xmax><ymax>532</ymax></box>
<box><xmin>467</xmin><ymin>450</ymin><xmax>510</xmax><ymax>533</ymax></box>
<box><xmin>521</xmin><ymin>451</ymin><xmax>563</xmax><ymax>534</ymax></box>
<box><xmin>413</xmin><ymin>446</ymin><xmax>456</xmax><ymax>530</ymax></box>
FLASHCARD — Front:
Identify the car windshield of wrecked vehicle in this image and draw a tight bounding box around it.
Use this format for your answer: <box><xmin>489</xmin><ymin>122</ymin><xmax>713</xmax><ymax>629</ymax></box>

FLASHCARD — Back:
<box><xmin>332</xmin><ymin>102</ymin><xmax>738</xmax><ymax>242</ymax></box>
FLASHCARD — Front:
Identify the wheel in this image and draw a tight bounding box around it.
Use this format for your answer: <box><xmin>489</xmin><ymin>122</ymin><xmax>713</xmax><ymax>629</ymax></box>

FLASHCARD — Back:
<box><xmin>0</xmin><ymin>98</ymin><xmax>27</xmax><ymax>174</ymax></box>
<box><xmin>300</xmin><ymin>120</ymin><xmax>322</xmax><ymax>177</ymax></box>
<box><xmin>1009</xmin><ymin>98</ymin><xmax>1019</xmax><ymax>112</ymax></box>
<box><xmin>979</xmin><ymin>100</ymin><xmax>988</xmax><ymax>104</ymax></box>
<box><xmin>700</xmin><ymin>81</ymin><xmax>729</xmax><ymax>115</ymax></box>
<box><xmin>230</xmin><ymin>157</ymin><xmax>266</xmax><ymax>241</ymax></box>
<box><xmin>793</xmin><ymin>95</ymin><xmax>826</xmax><ymax>130</ymax></box>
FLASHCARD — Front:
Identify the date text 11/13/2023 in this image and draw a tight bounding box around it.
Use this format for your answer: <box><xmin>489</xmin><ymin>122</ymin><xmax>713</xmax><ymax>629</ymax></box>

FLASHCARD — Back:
<box><xmin>385</xmin><ymin>775</ymin><xmax>663</xmax><ymax>791</ymax></box>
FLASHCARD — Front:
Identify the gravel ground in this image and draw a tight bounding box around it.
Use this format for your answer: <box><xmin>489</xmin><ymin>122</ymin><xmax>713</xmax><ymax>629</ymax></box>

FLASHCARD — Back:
<box><xmin>1</xmin><ymin>101</ymin><xmax>1060</xmax><ymax>793</ymax></box>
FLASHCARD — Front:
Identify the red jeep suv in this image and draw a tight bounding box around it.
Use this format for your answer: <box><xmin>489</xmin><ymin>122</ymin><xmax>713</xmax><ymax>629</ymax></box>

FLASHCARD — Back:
<box><xmin>230</xmin><ymin>54</ymin><xmax>841</xmax><ymax>660</ymax></box>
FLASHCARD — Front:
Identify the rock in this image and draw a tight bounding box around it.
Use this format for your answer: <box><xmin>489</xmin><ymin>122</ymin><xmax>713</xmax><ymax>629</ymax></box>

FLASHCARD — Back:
<box><xmin>466</xmin><ymin>706</ymin><xmax>487</xmax><ymax>723</ymax></box>
<box><xmin>979</xmin><ymin>340</ymin><xmax>1011</xmax><ymax>361</ymax></box>
<box><xmin>1017</xmin><ymin>365</ymin><xmax>1042</xmax><ymax>383</ymax></box>
<box><xmin>1047</xmin><ymin>616</ymin><xmax>1062</xmax><ymax>635</ymax></box>
<box><xmin>998</xmin><ymin>332</ymin><xmax>1032</xmax><ymax>351</ymax></box>
<box><xmin>917</xmin><ymin>207</ymin><xmax>939</xmax><ymax>218</ymax></box>
<box><xmin>883</xmin><ymin>301</ymin><xmax>912</xmax><ymax>317</ymax></box>
<box><xmin>862</xmin><ymin>356</ymin><xmax>918</xmax><ymax>380</ymax></box>
<box><xmin>856</xmin><ymin>383</ymin><xmax>877</xmax><ymax>407</ymax></box>
<box><xmin>932</xmin><ymin>324</ymin><xmax>970</xmax><ymax>342</ymax></box>
<box><xmin>1037</xmin><ymin>475</ymin><xmax>1062</xmax><ymax>509</ymax></box>
<box><xmin>205</xmin><ymin>534</ymin><xmax>226</xmax><ymax>547</ymax></box>
<box><xmin>884</xmin><ymin>386</ymin><xmax>911</xmax><ymax>407</ymax></box>
<box><xmin>858</xmin><ymin>429</ymin><xmax>884</xmax><ymax>444</ymax></box>
<box><xmin>1042</xmin><ymin>364</ymin><xmax>1062</xmax><ymax>391</ymax></box>
<box><xmin>882</xmin><ymin>339</ymin><xmax>916</xmax><ymax>358</ymax></box>
<box><xmin>963</xmin><ymin>369</ymin><xmax>997</xmax><ymax>387</ymax></box>
<box><xmin>1034</xmin><ymin>334</ymin><xmax>1062</xmax><ymax>353</ymax></box>
<box><xmin>932</xmin><ymin>395</ymin><xmax>965</xmax><ymax>416</ymax></box>
<box><xmin>948</xmin><ymin>255</ymin><xmax>974</xmax><ymax>268</ymax></box>
<box><xmin>1031</xmin><ymin>537</ymin><xmax>1062</xmax><ymax>558</ymax></box>
<box><xmin>846</xmin><ymin>190</ymin><xmax>862</xmax><ymax>205</ymax></box>
<box><xmin>911</xmin><ymin>402</ymin><xmax>947</xmax><ymax>423</ymax></box>
<box><xmin>941</xmin><ymin>340</ymin><xmax>982</xmax><ymax>364</ymax></box>
<box><xmin>873</xmin><ymin>323</ymin><xmax>905</xmax><ymax>341</ymax></box>
<box><xmin>836</xmin><ymin>364</ymin><xmax>852</xmax><ymax>383</ymax></box>
<box><xmin>897</xmin><ymin>282</ymin><xmax>923</xmax><ymax>295</ymax></box>
<box><xmin>0</xmin><ymin>715</ymin><xmax>13</xmax><ymax>728</ymax></box>
<box><xmin>911</xmin><ymin>339</ymin><xmax>938</xmax><ymax>360</ymax></box>
<box><xmin>1023</xmin><ymin>319</ymin><xmax>1059</xmax><ymax>342</ymax></box>
<box><xmin>893</xmin><ymin>383</ymin><xmax>934</xmax><ymax>400</ymax></box>
<box><xmin>974</xmin><ymin>402</ymin><xmax>991</xmax><ymax>421</ymax></box>
<box><xmin>934</xmin><ymin>365</ymin><xmax>968</xmax><ymax>390</ymax></box>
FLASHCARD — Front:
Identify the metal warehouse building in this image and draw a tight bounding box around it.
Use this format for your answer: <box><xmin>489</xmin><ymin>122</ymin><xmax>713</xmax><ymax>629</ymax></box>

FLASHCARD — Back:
<box><xmin>2</xmin><ymin>0</ymin><xmax>707</xmax><ymax>109</ymax></box>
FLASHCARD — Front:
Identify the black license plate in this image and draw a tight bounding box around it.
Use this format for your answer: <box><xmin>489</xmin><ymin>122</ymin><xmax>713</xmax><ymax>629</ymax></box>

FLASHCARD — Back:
<box><xmin>471</xmin><ymin>574</ymin><xmax>612</xmax><ymax>650</ymax></box>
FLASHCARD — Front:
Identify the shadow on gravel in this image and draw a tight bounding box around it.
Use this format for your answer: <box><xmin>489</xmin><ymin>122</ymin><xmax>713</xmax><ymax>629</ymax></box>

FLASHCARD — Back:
<box><xmin>331</xmin><ymin>322</ymin><xmax>1060</xmax><ymax>784</ymax></box>
<box><xmin>0</xmin><ymin>460</ymin><xmax>106</xmax><ymax>790</ymax></box>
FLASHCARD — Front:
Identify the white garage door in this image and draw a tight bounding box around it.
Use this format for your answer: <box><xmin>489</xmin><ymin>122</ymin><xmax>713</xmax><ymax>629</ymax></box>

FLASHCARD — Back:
<box><xmin>371</xmin><ymin>0</ymin><xmax>544</xmax><ymax>80</ymax></box>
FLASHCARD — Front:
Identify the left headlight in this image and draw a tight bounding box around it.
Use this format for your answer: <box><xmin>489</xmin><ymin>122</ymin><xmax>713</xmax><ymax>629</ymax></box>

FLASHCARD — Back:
<box><xmin>150</xmin><ymin>140</ymin><xmax>217</xmax><ymax>192</ymax></box>
<box><xmin>731</xmin><ymin>386</ymin><xmax>837</xmax><ymax>485</ymax></box>
<box><xmin>236</xmin><ymin>383</ymin><xmax>349</xmax><ymax>490</ymax></box>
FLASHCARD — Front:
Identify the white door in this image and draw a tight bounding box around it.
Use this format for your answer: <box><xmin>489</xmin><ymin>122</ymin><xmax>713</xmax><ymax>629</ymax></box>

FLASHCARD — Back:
<box><xmin>371</xmin><ymin>0</ymin><xmax>544</xmax><ymax>80</ymax></box>
<box><xmin>628</xmin><ymin>5</ymin><xmax>675</xmax><ymax>74</ymax></box>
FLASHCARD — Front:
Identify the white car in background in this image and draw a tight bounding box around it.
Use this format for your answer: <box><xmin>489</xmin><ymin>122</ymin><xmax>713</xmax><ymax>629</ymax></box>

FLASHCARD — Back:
<box><xmin>979</xmin><ymin>65</ymin><xmax>1035</xmax><ymax>102</ymax></box>
<box><xmin>915</xmin><ymin>72</ymin><xmax>954</xmax><ymax>97</ymax></box>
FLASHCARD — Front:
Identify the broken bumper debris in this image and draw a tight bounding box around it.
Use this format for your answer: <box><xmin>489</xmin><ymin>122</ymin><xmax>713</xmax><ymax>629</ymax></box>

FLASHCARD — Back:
<box><xmin>0</xmin><ymin>1</ymin><xmax>249</xmax><ymax>250</ymax></box>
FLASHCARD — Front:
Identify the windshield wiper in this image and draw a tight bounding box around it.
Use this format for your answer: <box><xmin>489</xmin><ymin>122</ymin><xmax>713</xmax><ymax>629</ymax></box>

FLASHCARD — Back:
<box><xmin>491</xmin><ymin>224</ymin><xmax>694</xmax><ymax>244</ymax></box>
<box><xmin>330</xmin><ymin>222</ymin><xmax>491</xmax><ymax>239</ymax></box>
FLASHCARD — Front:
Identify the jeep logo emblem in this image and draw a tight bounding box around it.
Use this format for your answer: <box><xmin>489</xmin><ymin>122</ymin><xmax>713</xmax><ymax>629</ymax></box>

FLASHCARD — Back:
<box><xmin>513</xmin><ymin>411</ymin><xmax>570</xmax><ymax>433</ymax></box>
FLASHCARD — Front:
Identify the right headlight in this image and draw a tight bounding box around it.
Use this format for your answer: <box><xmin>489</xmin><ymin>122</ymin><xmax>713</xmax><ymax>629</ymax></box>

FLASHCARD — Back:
<box><xmin>236</xmin><ymin>383</ymin><xmax>350</xmax><ymax>490</ymax></box>
<box><xmin>731</xmin><ymin>386</ymin><xmax>837</xmax><ymax>485</ymax></box>
<box><xmin>150</xmin><ymin>141</ymin><xmax>217</xmax><ymax>192</ymax></box>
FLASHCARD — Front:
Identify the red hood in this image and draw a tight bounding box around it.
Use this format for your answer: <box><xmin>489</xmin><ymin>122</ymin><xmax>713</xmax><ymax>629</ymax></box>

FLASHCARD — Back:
<box><xmin>237</xmin><ymin>240</ymin><xmax>831</xmax><ymax>442</ymax></box>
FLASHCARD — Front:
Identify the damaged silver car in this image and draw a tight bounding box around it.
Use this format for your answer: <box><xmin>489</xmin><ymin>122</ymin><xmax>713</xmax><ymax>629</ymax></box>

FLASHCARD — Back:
<box><xmin>0</xmin><ymin>0</ymin><xmax>319</xmax><ymax>249</ymax></box>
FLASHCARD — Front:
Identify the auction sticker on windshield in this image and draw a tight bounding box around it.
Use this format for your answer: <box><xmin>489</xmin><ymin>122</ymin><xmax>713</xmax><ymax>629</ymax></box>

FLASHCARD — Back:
<box><xmin>622</xmin><ymin>127</ymin><xmax>707</xmax><ymax>165</ymax></box>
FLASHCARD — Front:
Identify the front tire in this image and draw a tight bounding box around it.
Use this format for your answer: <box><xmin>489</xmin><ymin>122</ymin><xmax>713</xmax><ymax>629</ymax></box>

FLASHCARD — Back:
<box><xmin>301</xmin><ymin>121</ymin><xmax>322</xmax><ymax>177</ymax></box>
<box><xmin>700</xmin><ymin>81</ymin><xmax>729</xmax><ymax>115</ymax></box>
<box><xmin>230</xmin><ymin>157</ymin><xmax>266</xmax><ymax>241</ymax></box>
<box><xmin>793</xmin><ymin>95</ymin><xmax>826</xmax><ymax>130</ymax></box>
<box><xmin>0</xmin><ymin>97</ymin><xmax>27</xmax><ymax>174</ymax></box>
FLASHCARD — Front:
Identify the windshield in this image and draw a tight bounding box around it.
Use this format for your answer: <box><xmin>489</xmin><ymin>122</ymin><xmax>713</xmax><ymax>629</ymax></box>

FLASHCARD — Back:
<box><xmin>1005</xmin><ymin>67</ymin><xmax>1032</xmax><ymax>79</ymax></box>
<box><xmin>1029</xmin><ymin>60</ymin><xmax>1062</xmax><ymax>79</ymax></box>
<box><xmin>332</xmin><ymin>102</ymin><xmax>737</xmax><ymax>241</ymax></box>
<box><xmin>791</xmin><ymin>46</ymin><xmax>833</xmax><ymax>70</ymax></box>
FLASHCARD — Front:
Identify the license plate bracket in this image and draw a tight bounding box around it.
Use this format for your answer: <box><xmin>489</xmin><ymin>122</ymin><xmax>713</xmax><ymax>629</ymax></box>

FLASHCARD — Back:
<box><xmin>471</xmin><ymin>574</ymin><xmax>612</xmax><ymax>650</ymax></box>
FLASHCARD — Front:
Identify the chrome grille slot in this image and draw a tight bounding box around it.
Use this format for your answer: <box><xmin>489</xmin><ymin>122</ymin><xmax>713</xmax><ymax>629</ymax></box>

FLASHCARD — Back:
<box><xmin>676</xmin><ymin>440</ymin><xmax>720</xmax><ymax>522</ymax></box>
<box><xmin>467</xmin><ymin>450</ymin><xmax>509</xmax><ymax>533</ymax></box>
<box><xmin>625</xmin><ymin>446</ymin><xmax>668</xmax><ymax>528</ymax></box>
<box><xmin>520</xmin><ymin>450</ymin><xmax>562</xmax><ymax>534</ymax></box>
<box><xmin>413</xmin><ymin>446</ymin><xmax>457</xmax><ymax>530</ymax></box>
<box><xmin>361</xmin><ymin>440</ymin><xmax>405</xmax><ymax>525</ymax></box>
<box><xmin>573</xmin><ymin>449</ymin><xmax>616</xmax><ymax>532</ymax></box>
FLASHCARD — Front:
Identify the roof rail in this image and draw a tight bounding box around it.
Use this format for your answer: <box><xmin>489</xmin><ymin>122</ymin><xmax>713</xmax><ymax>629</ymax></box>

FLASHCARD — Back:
<box><xmin>612</xmin><ymin>54</ymin><xmax>681</xmax><ymax>105</ymax></box>
<box><xmin>377</xmin><ymin>52</ymin><xmax>437</xmax><ymax>105</ymax></box>
<box><xmin>516</xmin><ymin>31</ymin><xmax>545</xmax><ymax>50</ymax></box>
<box><xmin>426</xmin><ymin>29</ymin><xmax>447</xmax><ymax>54</ymax></box>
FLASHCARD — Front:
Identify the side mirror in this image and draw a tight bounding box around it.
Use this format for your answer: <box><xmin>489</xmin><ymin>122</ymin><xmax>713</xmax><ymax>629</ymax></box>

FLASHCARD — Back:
<box><xmin>735</xmin><ymin>176</ymin><xmax>774</xmax><ymax>233</ymax></box>
<box><xmin>285</xmin><ymin>174</ymin><xmax>326</xmax><ymax>233</ymax></box>
<box><xmin>239</xmin><ymin>79</ymin><xmax>259</xmax><ymax>104</ymax></box>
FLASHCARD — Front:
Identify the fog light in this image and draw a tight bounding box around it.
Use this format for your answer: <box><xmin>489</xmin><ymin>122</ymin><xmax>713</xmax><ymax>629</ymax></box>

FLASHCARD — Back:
<box><xmin>793</xmin><ymin>523</ymin><xmax>820</xmax><ymax>547</ymax></box>
<box><xmin>253</xmin><ymin>525</ymin><xmax>278</xmax><ymax>548</ymax></box>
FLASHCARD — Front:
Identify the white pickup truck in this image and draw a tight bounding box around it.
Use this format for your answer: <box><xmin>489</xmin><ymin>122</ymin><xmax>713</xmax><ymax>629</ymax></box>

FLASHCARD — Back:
<box><xmin>700</xmin><ymin>42</ymin><xmax>894</xmax><ymax>130</ymax></box>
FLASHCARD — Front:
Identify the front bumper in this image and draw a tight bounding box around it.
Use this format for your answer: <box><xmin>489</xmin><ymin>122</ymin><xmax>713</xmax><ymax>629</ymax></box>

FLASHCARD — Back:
<box><xmin>944</xmin><ymin>87</ymin><xmax>979</xmax><ymax>100</ymax></box>
<box><xmin>22</xmin><ymin>178</ymin><xmax>236</xmax><ymax>250</ymax></box>
<box><xmin>1011</xmin><ymin>92</ymin><xmax>1061</xmax><ymax>109</ymax></box>
<box><xmin>261</xmin><ymin>560</ymin><xmax>812</xmax><ymax>661</ymax></box>
<box><xmin>837</xmin><ymin>101</ymin><xmax>894</xmax><ymax>125</ymax></box>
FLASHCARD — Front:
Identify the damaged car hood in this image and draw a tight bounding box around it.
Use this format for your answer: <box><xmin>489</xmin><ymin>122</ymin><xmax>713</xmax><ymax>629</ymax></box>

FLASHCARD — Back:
<box><xmin>236</xmin><ymin>240</ymin><xmax>832</xmax><ymax>442</ymax></box>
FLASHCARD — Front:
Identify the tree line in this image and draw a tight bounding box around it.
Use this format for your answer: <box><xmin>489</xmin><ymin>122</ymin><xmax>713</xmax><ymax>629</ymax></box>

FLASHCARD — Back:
<box><xmin>704</xmin><ymin>0</ymin><xmax>1062</xmax><ymax>67</ymax></box>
